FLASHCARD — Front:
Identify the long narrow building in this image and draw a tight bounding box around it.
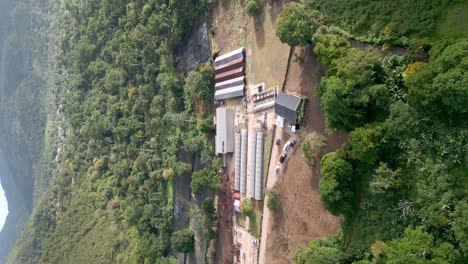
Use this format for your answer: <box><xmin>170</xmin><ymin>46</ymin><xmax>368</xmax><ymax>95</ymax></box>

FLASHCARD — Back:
<box><xmin>215</xmin><ymin>107</ymin><xmax>235</xmax><ymax>154</ymax></box>
<box><xmin>214</xmin><ymin>47</ymin><xmax>245</xmax><ymax>67</ymax></box>
<box><xmin>234</xmin><ymin>132</ymin><xmax>241</xmax><ymax>191</ymax></box>
<box><xmin>255</xmin><ymin>132</ymin><xmax>264</xmax><ymax>200</ymax></box>
<box><xmin>240</xmin><ymin>129</ymin><xmax>248</xmax><ymax>194</ymax></box>
<box><xmin>215</xmin><ymin>76</ymin><xmax>245</xmax><ymax>91</ymax></box>
<box><xmin>215</xmin><ymin>57</ymin><xmax>245</xmax><ymax>74</ymax></box>
<box><xmin>215</xmin><ymin>67</ymin><xmax>244</xmax><ymax>83</ymax></box>
<box><xmin>248</xmin><ymin>131</ymin><xmax>257</xmax><ymax>198</ymax></box>
<box><xmin>214</xmin><ymin>85</ymin><xmax>245</xmax><ymax>101</ymax></box>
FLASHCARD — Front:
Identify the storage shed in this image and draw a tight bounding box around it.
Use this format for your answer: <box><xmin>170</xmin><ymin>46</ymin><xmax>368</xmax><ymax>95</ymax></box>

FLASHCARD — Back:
<box><xmin>214</xmin><ymin>47</ymin><xmax>245</xmax><ymax>67</ymax></box>
<box><xmin>275</xmin><ymin>92</ymin><xmax>301</xmax><ymax>122</ymax></box>
<box><xmin>254</xmin><ymin>132</ymin><xmax>264</xmax><ymax>200</ymax></box>
<box><xmin>248</xmin><ymin>131</ymin><xmax>257</xmax><ymax>198</ymax></box>
<box><xmin>215</xmin><ymin>67</ymin><xmax>244</xmax><ymax>83</ymax></box>
<box><xmin>215</xmin><ymin>57</ymin><xmax>245</xmax><ymax>74</ymax></box>
<box><xmin>215</xmin><ymin>107</ymin><xmax>235</xmax><ymax>154</ymax></box>
<box><xmin>234</xmin><ymin>132</ymin><xmax>241</xmax><ymax>191</ymax></box>
<box><xmin>214</xmin><ymin>85</ymin><xmax>245</xmax><ymax>100</ymax></box>
<box><xmin>215</xmin><ymin>76</ymin><xmax>245</xmax><ymax>91</ymax></box>
<box><xmin>240</xmin><ymin>129</ymin><xmax>248</xmax><ymax>194</ymax></box>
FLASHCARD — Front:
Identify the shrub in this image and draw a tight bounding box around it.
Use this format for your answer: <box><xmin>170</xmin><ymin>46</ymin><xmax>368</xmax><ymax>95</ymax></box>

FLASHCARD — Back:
<box><xmin>302</xmin><ymin>132</ymin><xmax>327</xmax><ymax>167</ymax></box>
<box><xmin>319</xmin><ymin>152</ymin><xmax>354</xmax><ymax>216</ymax></box>
<box><xmin>162</xmin><ymin>168</ymin><xmax>175</xmax><ymax>181</ymax></box>
<box><xmin>246</xmin><ymin>0</ymin><xmax>262</xmax><ymax>16</ymax></box>
<box><xmin>241</xmin><ymin>199</ymin><xmax>254</xmax><ymax>217</ymax></box>
<box><xmin>191</xmin><ymin>168</ymin><xmax>221</xmax><ymax>195</ymax></box>
<box><xmin>266</xmin><ymin>188</ymin><xmax>279</xmax><ymax>209</ymax></box>
<box><xmin>171</xmin><ymin>228</ymin><xmax>195</xmax><ymax>253</ymax></box>
<box><xmin>201</xmin><ymin>197</ymin><xmax>216</xmax><ymax>220</ymax></box>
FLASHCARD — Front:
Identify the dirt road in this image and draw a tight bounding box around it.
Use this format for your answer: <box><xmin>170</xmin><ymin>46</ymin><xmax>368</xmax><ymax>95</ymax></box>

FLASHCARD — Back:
<box><xmin>258</xmin><ymin>125</ymin><xmax>286</xmax><ymax>264</ymax></box>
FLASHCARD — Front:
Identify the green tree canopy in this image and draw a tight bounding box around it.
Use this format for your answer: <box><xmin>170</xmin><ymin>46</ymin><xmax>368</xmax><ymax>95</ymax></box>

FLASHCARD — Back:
<box><xmin>241</xmin><ymin>198</ymin><xmax>254</xmax><ymax>217</ymax></box>
<box><xmin>191</xmin><ymin>168</ymin><xmax>221</xmax><ymax>195</ymax></box>
<box><xmin>319</xmin><ymin>152</ymin><xmax>354</xmax><ymax>216</ymax></box>
<box><xmin>406</xmin><ymin>39</ymin><xmax>468</xmax><ymax>124</ymax></box>
<box><xmin>246</xmin><ymin>0</ymin><xmax>263</xmax><ymax>16</ymax></box>
<box><xmin>266</xmin><ymin>188</ymin><xmax>279</xmax><ymax>209</ymax></box>
<box><xmin>386</xmin><ymin>227</ymin><xmax>456</xmax><ymax>264</ymax></box>
<box><xmin>171</xmin><ymin>228</ymin><xmax>195</xmax><ymax>253</ymax></box>
<box><xmin>294</xmin><ymin>236</ymin><xmax>346</xmax><ymax>264</ymax></box>
<box><xmin>276</xmin><ymin>2</ymin><xmax>322</xmax><ymax>46</ymax></box>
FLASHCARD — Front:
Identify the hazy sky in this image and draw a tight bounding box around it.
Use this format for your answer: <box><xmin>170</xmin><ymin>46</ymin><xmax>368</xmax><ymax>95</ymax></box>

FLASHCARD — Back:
<box><xmin>0</xmin><ymin>180</ymin><xmax>7</xmax><ymax>231</ymax></box>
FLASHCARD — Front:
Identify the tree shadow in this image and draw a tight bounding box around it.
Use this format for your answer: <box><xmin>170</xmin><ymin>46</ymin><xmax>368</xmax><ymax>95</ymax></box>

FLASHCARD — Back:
<box><xmin>268</xmin><ymin>0</ymin><xmax>289</xmax><ymax>24</ymax></box>
<box><xmin>253</xmin><ymin>8</ymin><xmax>266</xmax><ymax>49</ymax></box>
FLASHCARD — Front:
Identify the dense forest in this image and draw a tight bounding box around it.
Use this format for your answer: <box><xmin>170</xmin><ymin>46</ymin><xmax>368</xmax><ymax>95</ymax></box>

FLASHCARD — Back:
<box><xmin>275</xmin><ymin>1</ymin><xmax>467</xmax><ymax>264</ymax></box>
<box><xmin>1</xmin><ymin>0</ymin><xmax>466</xmax><ymax>263</ymax></box>
<box><xmin>5</xmin><ymin>0</ymin><xmax>218</xmax><ymax>263</ymax></box>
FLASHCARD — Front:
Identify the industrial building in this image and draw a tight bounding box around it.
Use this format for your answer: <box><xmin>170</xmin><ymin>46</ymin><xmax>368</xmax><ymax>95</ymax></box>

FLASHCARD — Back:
<box><xmin>215</xmin><ymin>107</ymin><xmax>235</xmax><ymax>155</ymax></box>
<box><xmin>214</xmin><ymin>48</ymin><xmax>246</xmax><ymax>101</ymax></box>
<box><xmin>214</xmin><ymin>47</ymin><xmax>245</xmax><ymax>66</ymax></box>
<box><xmin>275</xmin><ymin>92</ymin><xmax>302</xmax><ymax>122</ymax></box>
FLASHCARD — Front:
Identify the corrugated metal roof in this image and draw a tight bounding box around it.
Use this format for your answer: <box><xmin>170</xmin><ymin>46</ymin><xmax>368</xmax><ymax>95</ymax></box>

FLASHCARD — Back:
<box><xmin>215</xmin><ymin>57</ymin><xmax>245</xmax><ymax>74</ymax></box>
<box><xmin>248</xmin><ymin>131</ymin><xmax>257</xmax><ymax>198</ymax></box>
<box><xmin>275</xmin><ymin>92</ymin><xmax>301</xmax><ymax>121</ymax></box>
<box><xmin>215</xmin><ymin>67</ymin><xmax>244</xmax><ymax>83</ymax></box>
<box><xmin>234</xmin><ymin>133</ymin><xmax>241</xmax><ymax>191</ymax></box>
<box><xmin>214</xmin><ymin>85</ymin><xmax>244</xmax><ymax>100</ymax></box>
<box><xmin>255</xmin><ymin>132</ymin><xmax>264</xmax><ymax>200</ymax></box>
<box><xmin>240</xmin><ymin>129</ymin><xmax>248</xmax><ymax>194</ymax></box>
<box><xmin>214</xmin><ymin>48</ymin><xmax>245</xmax><ymax>66</ymax></box>
<box><xmin>215</xmin><ymin>107</ymin><xmax>235</xmax><ymax>154</ymax></box>
<box><xmin>215</xmin><ymin>76</ymin><xmax>245</xmax><ymax>91</ymax></box>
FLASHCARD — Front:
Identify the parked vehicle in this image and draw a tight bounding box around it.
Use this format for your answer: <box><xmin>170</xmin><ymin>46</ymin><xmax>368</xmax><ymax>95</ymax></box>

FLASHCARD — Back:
<box><xmin>290</xmin><ymin>139</ymin><xmax>297</xmax><ymax>147</ymax></box>
<box><xmin>275</xmin><ymin>138</ymin><xmax>281</xmax><ymax>146</ymax></box>
<box><xmin>279</xmin><ymin>153</ymin><xmax>287</xmax><ymax>163</ymax></box>
<box><xmin>274</xmin><ymin>165</ymin><xmax>280</xmax><ymax>174</ymax></box>
<box><xmin>283</xmin><ymin>142</ymin><xmax>291</xmax><ymax>152</ymax></box>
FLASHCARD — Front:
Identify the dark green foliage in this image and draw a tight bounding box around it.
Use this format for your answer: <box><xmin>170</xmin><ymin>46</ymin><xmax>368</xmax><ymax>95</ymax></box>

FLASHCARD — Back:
<box><xmin>276</xmin><ymin>2</ymin><xmax>322</xmax><ymax>46</ymax></box>
<box><xmin>312</xmin><ymin>26</ymin><xmax>351</xmax><ymax>66</ymax></box>
<box><xmin>171</xmin><ymin>228</ymin><xmax>195</xmax><ymax>253</ymax></box>
<box><xmin>347</xmin><ymin>124</ymin><xmax>384</xmax><ymax>164</ymax></box>
<box><xmin>310</xmin><ymin>0</ymin><xmax>458</xmax><ymax>43</ymax></box>
<box><xmin>265</xmin><ymin>188</ymin><xmax>279</xmax><ymax>209</ymax></box>
<box><xmin>201</xmin><ymin>197</ymin><xmax>216</xmax><ymax>220</ymax></box>
<box><xmin>385</xmin><ymin>227</ymin><xmax>457</xmax><ymax>264</ymax></box>
<box><xmin>319</xmin><ymin>152</ymin><xmax>354</xmax><ymax>216</ymax></box>
<box><xmin>191</xmin><ymin>168</ymin><xmax>221</xmax><ymax>195</ymax></box>
<box><xmin>184</xmin><ymin>63</ymin><xmax>215</xmax><ymax>110</ymax></box>
<box><xmin>294</xmin><ymin>236</ymin><xmax>346</xmax><ymax>264</ymax></box>
<box><xmin>197</xmin><ymin>117</ymin><xmax>215</xmax><ymax>134</ymax></box>
<box><xmin>452</xmin><ymin>201</ymin><xmax>468</xmax><ymax>252</ymax></box>
<box><xmin>319</xmin><ymin>48</ymin><xmax>394</xmax><ymax>131</ymax></box>
<box><xmin>246</xmin><ymin>0</ymin><xmax>263</xmax><ymax>16</ymax></box>
<box><xmin>298</xmin><ymin>1</ymin><xmax>467</xmax><ymax>262</ymax></box>
<box><xmin>241</xmin><ymin>199</ymin><xmax>254</xmax><ymax>218</ymax></box>
<box><xmin>406</xmin><ymin>39</ymin><xmax>468</xmax><ymax>124</ymax></box>
<box><xmin>6</xmin><ymin>0</ymin><xmax>215</xmax><ymax>263</ymax></box>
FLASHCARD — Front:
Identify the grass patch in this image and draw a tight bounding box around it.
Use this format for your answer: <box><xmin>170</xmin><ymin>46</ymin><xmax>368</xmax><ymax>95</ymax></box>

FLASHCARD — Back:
<box><xmin>263</xmin><ymin>130</ymin><xmax>273</xmax><ymax>187</ymax></box>
<box><xmin>248</xmin><ymin>204</ymin><xmax>262</xmax><ymax>237</ymax></box>
<box><xmin>431</xmin><ymin>1</ymin><xmax>468</xmax><ymax>40</ymax></box>
<box><xmin>167</xmin><ymin>180</ymin><xmax>175</xmax><ymax>208</ymax></box>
